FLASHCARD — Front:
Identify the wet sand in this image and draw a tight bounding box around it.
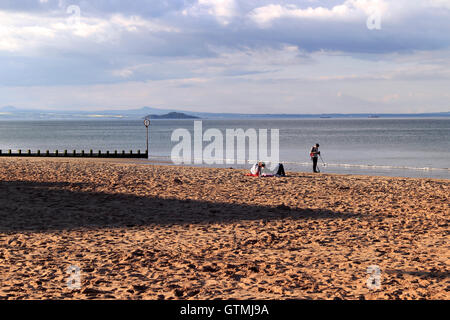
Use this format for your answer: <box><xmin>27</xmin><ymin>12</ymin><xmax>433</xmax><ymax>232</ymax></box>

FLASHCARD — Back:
<box><xmin>0</xmin><ymin>157</ymin><xmax>448</xmax><ymax>300</ymax></box>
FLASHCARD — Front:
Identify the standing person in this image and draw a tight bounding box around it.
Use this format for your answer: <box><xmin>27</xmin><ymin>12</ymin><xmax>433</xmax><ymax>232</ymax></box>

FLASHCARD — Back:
<box><xmin>310</xmin><ymin>143</ymin><xmax>321</xmax><ymax>173</ymax></box>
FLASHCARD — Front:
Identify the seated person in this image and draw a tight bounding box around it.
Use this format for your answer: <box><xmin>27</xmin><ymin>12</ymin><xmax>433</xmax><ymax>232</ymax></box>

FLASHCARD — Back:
<box><xmin>247</xmin><ymin>162</ymin><xmax>286</xmax><ymax>177</ymax></box>
<box><xmin>273</xmin><ymin>163</ymin><xmax>286</xmax><ymax>177</ymax></box>
<box><xmin>248</xmin><ymin>161</ymin><xmax>265</xmax><ymax>177</ymax></box>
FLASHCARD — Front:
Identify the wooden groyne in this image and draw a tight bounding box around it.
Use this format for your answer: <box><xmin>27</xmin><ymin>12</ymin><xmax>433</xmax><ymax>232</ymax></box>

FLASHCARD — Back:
<box><xmin>0</xmin><ymin>149</ymin><xmax>148</xmax><ymax>159</ymax></box>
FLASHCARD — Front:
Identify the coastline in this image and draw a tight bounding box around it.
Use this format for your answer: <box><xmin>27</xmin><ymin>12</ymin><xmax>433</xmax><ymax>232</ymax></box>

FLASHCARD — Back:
<box><xmin>0</xmin><ymin>157</ymin><xmax>448</xmax><ymax>299</ymax></box>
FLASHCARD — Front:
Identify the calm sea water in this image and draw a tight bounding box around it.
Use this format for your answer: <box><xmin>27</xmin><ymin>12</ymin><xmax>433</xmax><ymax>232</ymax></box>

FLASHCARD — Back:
<box><xmin>0</xmin><ymin>119</ymin><xmax>449</xmax><ymax>179</ymax></box>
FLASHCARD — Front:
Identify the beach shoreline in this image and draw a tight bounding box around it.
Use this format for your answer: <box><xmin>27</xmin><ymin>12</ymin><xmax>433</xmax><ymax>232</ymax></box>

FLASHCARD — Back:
<box><xmin>0</xmin><ymin>157</ymin><xmax>448</xmax><ymax>300</ymax></box>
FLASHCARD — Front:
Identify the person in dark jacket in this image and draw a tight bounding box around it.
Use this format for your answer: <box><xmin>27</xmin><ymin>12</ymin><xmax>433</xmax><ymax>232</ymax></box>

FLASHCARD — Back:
<box><xmin>310</xmin><ymin>143</ymin><xmax>320</xmax><ymax>173</ymax></box>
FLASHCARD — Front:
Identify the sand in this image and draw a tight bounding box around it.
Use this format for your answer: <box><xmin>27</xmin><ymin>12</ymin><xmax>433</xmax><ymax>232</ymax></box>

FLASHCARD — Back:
<box><xmin>0</xmin><ymin>157</ymin><xmax>448</xmax><ymax>300</ymax></box>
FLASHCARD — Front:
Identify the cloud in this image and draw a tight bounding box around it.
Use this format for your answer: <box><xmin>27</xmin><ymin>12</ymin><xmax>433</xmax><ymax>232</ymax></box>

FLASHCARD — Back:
<box><xmin>2</xmin><ymin>1</ymin><xmax>450</xmax><ymax>56</ymax></box>
<box><xmin>0</xmin><ymin>8</ymin><xmax>180</xmax><ymax>53</ymax></box>
<box><xmin>0</xmin><ymin>1</ymin><xmax>448</xmax><ymax>113</ymax></box>
<box><xmin>183</xmin><ymin>0</ymin><xmax>238</xmax><ymax>25</ymax></box>
<box><xmin>249</xmin><ymin>2</ymin><xmax>360</xmax><ymax>25</ymax></box>
<box><xmin>248</xmin><ymin>0</ymin><xmax>450</xmax><ymax>26</ymax></box>
<box><xmin>428</xmin><ymin>0</ymin><xmax>450</xmax><ymax>9</ymax></box>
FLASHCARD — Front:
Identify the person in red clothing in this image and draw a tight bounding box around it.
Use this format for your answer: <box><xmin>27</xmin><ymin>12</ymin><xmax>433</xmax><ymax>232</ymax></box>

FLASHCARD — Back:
<box><xmin>249</xmin><ymin>162</ymin><xmax>265</xmax><ymax>176</ymax></box>
<box><xmin>310</xmin><ymin>143</ymin><xmax>321</xmax><ymax>173</ymax></box>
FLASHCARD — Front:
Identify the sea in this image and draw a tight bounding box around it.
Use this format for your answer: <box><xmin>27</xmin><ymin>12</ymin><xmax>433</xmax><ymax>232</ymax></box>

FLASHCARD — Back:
<box><xmin>0</xmin><ymin>118</ymin><xmax>449</xmax><ymax>179</ymax></box>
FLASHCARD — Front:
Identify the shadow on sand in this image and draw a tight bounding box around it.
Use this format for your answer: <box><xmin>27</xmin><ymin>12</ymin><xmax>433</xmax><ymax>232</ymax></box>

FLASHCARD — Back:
<box><xmin>0</xmin><ymin>180</ymin><xmax>364</xmax><ymax>233</ymax></box>
<box><xmin>385</xmin><ymin>269</ymin><xmax>450</xmax><ymax>280</ymax></box>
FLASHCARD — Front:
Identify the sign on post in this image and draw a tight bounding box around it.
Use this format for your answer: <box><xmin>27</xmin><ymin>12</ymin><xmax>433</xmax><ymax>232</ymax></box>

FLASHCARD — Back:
<box><xmin>144</xmin><ymin>119</ymin><xmax>150</xmax><ymax>158</ymax></box>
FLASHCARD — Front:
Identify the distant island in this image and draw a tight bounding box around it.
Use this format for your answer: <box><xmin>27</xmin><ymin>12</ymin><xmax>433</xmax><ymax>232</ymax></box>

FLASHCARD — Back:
<box><xmin>143</xmin><ymin>112</ymin><xmax>200</xmax><ymax>120</ymax></box>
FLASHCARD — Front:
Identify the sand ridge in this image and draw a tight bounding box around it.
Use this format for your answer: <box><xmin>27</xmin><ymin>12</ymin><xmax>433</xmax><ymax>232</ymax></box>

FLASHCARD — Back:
<box><xmin>0</xmin><ymin>157</ymin><xmax>448</xmax><ymax>299</ymax></box>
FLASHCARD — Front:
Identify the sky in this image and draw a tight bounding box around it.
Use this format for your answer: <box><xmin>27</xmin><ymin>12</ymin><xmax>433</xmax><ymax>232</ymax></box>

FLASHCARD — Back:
<box><xmin>0</xmin><ymin>0</ymin><xmax>449</xmax><ymax>114</ymax></box>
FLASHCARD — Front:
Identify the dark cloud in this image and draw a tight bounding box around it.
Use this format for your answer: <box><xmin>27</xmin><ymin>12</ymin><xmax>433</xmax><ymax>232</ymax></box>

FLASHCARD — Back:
<box><xmin>0</xmin><ymin>0</ymin><xmax>449</xmax><ymax>90</ymax></box>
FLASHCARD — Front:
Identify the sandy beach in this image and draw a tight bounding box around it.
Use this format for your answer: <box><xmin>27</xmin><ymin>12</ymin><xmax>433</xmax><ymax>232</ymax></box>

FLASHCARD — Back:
<box><xmin>0</xmin><ymin>157</ymin><xmax>448</xmax><ymax>300</ymax></box>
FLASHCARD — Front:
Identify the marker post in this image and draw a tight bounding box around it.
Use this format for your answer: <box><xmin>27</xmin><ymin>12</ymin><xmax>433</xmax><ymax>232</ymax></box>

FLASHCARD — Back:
<box><xmin>144</xmin><ymin>119</ymin><xmax>150</xmax><ymax>159</ymax></box>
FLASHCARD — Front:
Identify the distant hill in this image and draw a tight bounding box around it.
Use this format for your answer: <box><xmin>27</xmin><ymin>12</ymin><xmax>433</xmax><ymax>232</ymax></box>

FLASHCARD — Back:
<box><xmin>143</xmin><ymin>112</ymin><xmax>200</xmax><ymax>119</ymax></box>
<box><xmin>1</xmin><ymin>105</ymin><xmax>449</xmax><ymax>120</ymax></box>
